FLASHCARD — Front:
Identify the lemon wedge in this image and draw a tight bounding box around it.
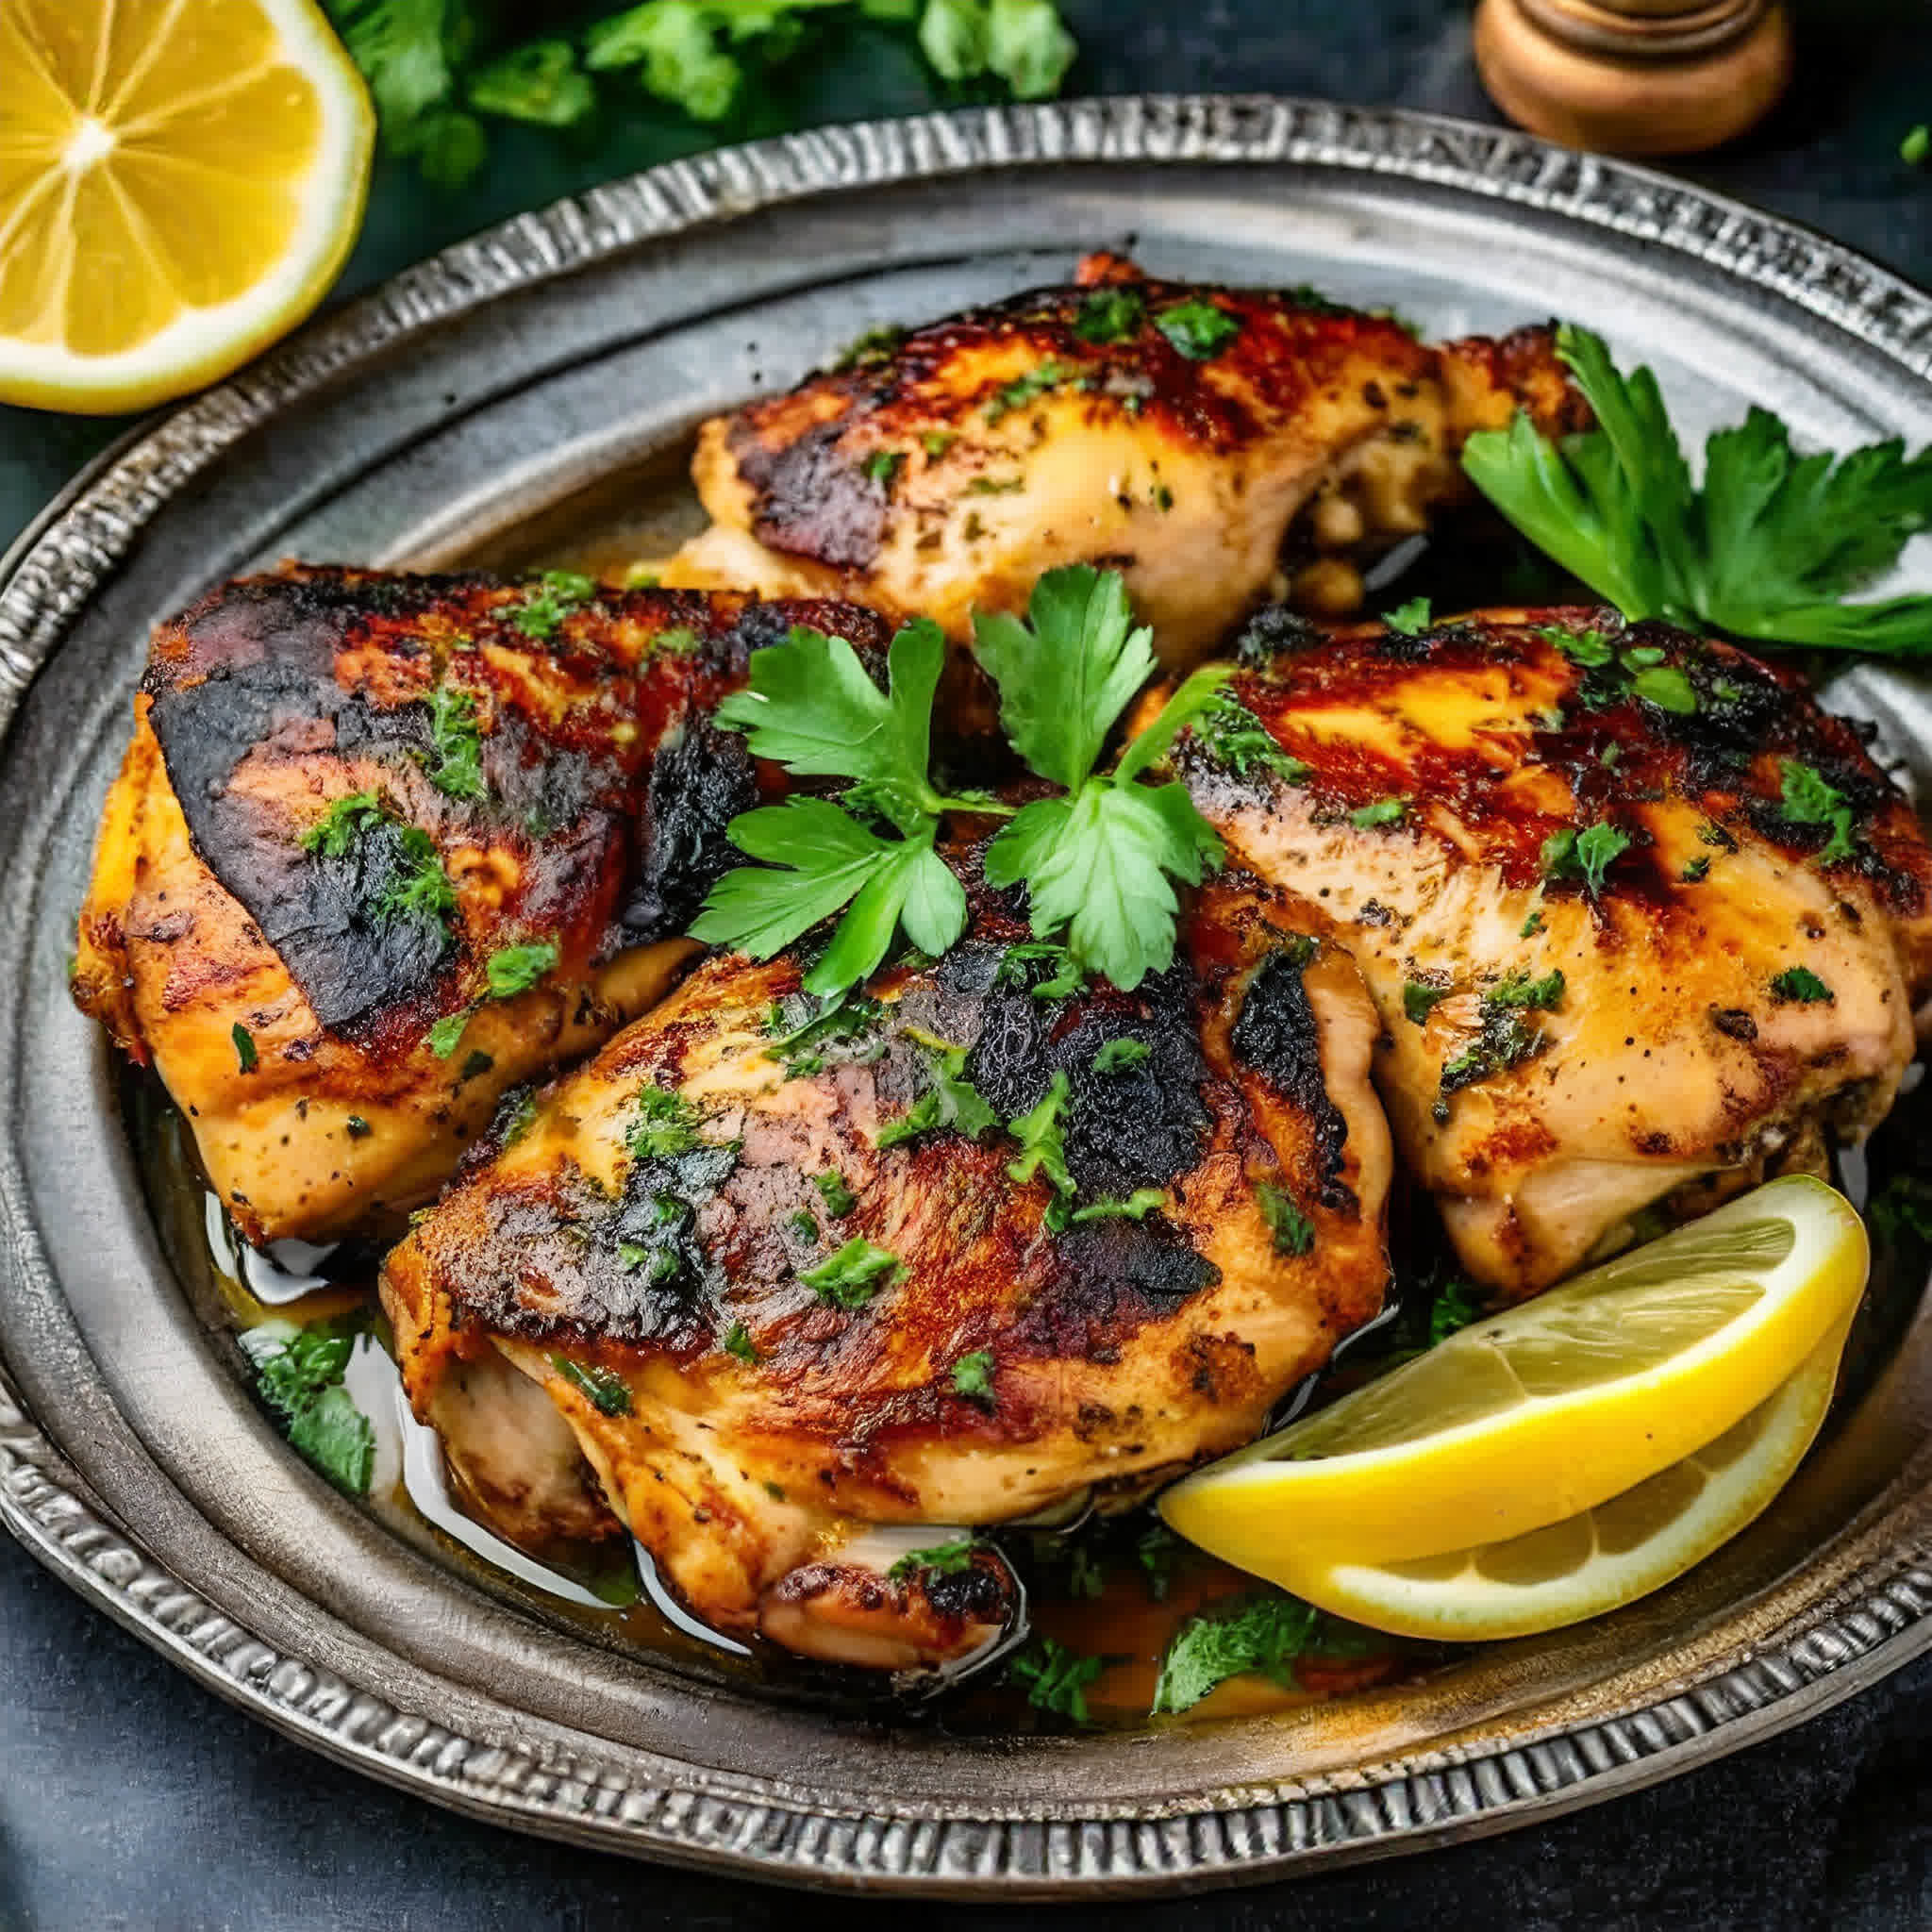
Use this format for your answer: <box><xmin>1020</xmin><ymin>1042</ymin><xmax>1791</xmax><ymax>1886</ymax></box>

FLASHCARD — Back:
<box><xmin>0</xmin><ymin>0</ymin><xmax>374</xmax><ymax>413</ymax></box>
<box><xmin>1160</xmin><ymin>1176</ymin><xmax>1867</xmax><ymax>1573</ymax></box>
<box><xmin>1274</xmin><ymin>1315</ymin><xmax>1852</xmax><ymax>1641</ymax></box>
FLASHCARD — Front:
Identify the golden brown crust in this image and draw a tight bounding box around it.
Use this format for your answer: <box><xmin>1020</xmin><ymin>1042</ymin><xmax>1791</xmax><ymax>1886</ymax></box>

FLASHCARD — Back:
<box><xmin>665</xmin><ymin>255</ymin><xmax>1583</xmax><ymax>664</ymax></box>
<box><xmin>380</xmin><ymin>851</ymin><xmax>1391</xmax><ymax>1652</ymax></box>
<box><xmin>1163</xmin><ymin>604</ymin><xmax>1932</xmax><ymax>1293</ymax></box>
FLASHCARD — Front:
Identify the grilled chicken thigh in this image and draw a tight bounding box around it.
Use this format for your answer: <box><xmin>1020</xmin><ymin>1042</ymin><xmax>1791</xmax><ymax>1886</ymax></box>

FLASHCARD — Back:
<box><xmin>660</xmin><ymin>252</ymin><xmax>1585</xmax><ymax>663</ymax></box>
<box><xmin>73</xmin><ymin>567</ymin><xmax>892</xmax><ymax>1244</ymax></box>
<box><xmin>1160</xmin><ymin>606</ymin><xmax>1932</xmax><ymax>1296</ymax></box>
<box><xmin>381</xmin><ymin>855</ymin><xmax>1392</xmax><ymax>1668</ymax></box>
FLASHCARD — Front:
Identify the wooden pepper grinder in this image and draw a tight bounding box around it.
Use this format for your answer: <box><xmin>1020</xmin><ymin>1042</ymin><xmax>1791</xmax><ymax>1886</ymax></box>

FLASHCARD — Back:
<box><xmin>1474</xmin><ymin>0</ymin><xmax>1793</xmax><ymax>156</ymax></box>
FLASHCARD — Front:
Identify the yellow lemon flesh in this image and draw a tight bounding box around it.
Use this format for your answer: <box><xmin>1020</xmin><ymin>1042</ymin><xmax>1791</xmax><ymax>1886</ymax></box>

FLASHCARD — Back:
<box><xmin>0</xmin><ymin>0</ymin><xmax>374</xmax><ymax>413</ymax></box>
<box><xmin>1160</xmin><ymin>1176</ymin><xmax>1867</xmax><ymax>1574</ymax></box>
<box><xmin>1274</xmin><ymin>1315</ymin><xmax>1852</xmax><ymax>1641</ymax></box>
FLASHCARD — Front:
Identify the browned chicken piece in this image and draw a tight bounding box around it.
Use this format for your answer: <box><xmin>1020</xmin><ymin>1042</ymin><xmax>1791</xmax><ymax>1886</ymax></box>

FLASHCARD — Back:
<box><xmin>72</xmin><ymin>566</ymin><xmax>892</xmax><ymax>1245</ymax></box>
<box><xmin>380</xmin><ymin>850</ymin><xmax>1392</xmax><ymax>1670</ymax></box>
<box><xmin>660</xmin><ymin>251</ymin><xmax>1585</xmax><ymax>664</ymax></box>
<box><xmin>1156</xmin><ymin>605</ymin><xmax>1932</xmax><ymax>1298</ymax></box>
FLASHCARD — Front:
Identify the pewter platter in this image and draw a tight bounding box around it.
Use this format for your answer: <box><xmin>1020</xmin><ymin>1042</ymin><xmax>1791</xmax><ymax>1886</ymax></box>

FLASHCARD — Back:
<box><xmin>5</xmin><ymin>96</ymin><xmax>1932</xmax><ymax>1896</ymax></box>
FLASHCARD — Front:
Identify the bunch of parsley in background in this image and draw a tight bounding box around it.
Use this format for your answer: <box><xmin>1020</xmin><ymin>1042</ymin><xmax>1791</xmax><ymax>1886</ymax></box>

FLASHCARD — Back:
<box><xmin>325</xmin><ymin>0</ymin><xmax>1078</xmax><ymax>189</ymax></box>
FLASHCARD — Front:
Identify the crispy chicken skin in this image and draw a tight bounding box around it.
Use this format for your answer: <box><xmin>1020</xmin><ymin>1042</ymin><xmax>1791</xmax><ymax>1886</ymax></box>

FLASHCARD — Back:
<box><xmin>381</xmin><ymin>855</ymin><xmax>1392</xmax><ymax>1667</ymax></box>
<box><xmin>661</xmin><ymin>252</ymin><xmax>1586</xmax><ymax>663</ymax></box>
<box><xmin>1158</xmin><ymin>606</ymin><xmax>1932</xmax><ymax>1297</ymax></box>
<box><xmin>72</xmin><ymin>567</ymin><xmax>893</xmax><ymax>1245</ymax></box>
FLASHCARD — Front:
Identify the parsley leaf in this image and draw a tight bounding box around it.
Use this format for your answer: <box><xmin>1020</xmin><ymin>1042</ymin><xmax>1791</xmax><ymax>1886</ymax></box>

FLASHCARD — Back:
<box><xmin>951</xmin><ymin>1349</ymin><xmax>996</xmax><ymax>1403</ymax></box>
<box><xmin>300</xmin><ymin>791</ymin><xmax>384</xmax><ymax>857</ymax></box>
<box><xmin>1403</xmin><ymin>980</ymin><xmax>1451</xmax><ymax>1024</ymax></box>
<box><xmin>1386</xmin><ymin>596</ymin><xmax>1432</xmax><ymax>635</ymax></box>
<box><xmin>551</xmin><ymin>1355</ymin><xmax>632</xmax><ymax>1416</ymax></box>
<box><xmin>1069</xmin><ymin>1189</ymin><xmax>1165</xmax><ymax>1223</ymax></box>
<box><xmin>509</xmin><ymin>569</ymin><xmax>596</xmax><ymax>640</ymax></box>
<box><xmin>1152</xmin><ymin>1594</ymin><xmax>1321</xmax><ymax>1715</ymax></box>
<box><xmin>242</xmin><ymin>1316</ymin><xmax>375</xmax><ymax>1496</ymax></box>
<box><xmin>1463</xmin><ymin>324</ymin><xmax>1932</xmax><ymax>655</ymax></box>
<box><xmin>812</xmin><ymin>1170</ymin><xmax>858</xmax><ymax>1216</ymax></box>
<box><xmin>627</xmin><ymin>1085</ymin><xmax>705</xmax><ymax>1160</ymax></box>
<box><xmin>887</xmin><ymin>1536</ymin><xmax>976</xmax><ymax>1583</ymax></box>
<box><xmin>1771</xmin><ymin>966</ymin><xmax>1834</xmax><ymax>1004</ymax></box>
<box><xmin>1091</xmin><ymin>1038</ymin><xmax>1151</xmax><ymax>1074</ymax></box>
<box><xmin>1154</xmin><ymin>297</ymin><xmax>1241</xmax><ymax>361</ymax></box>
<box><xmin>1542</xmin><ymin>822</ymin><xmax>1631</xmax><ymax>898</ymax></box>
<box><xmin>423</xmin><ymin>684</ymin><xmax>487</xmax><ymax>801</ymax></box>
<box><xmin>1779</xmin><ymin>758</ymin><xmax>1859</xmax><ymax>862</ymax></box>
<box><xmin>801</xmin><ymin>1238</ymin><xmax>904</xmax><ymax>1308</ymax></box>
<box><xmin>723</xmin><ymin>1321</ymin><xmax>759</xmax><ymax>1364</ymax></box>
<box><xmin>484</xmin><ymin>939</ymin><xmax>558</xmax><ymax>998</ymax></box>
<box><xmin>1349</xmin><ymin>797</ymin><xmax>1407</xmax><ymax>829</ymax></box>
<box><xmin>875</xmin><ymin>1035</ymin><xmax>998</xmax><ymax>1147</ymax></box>
<box><xmin>1429</xmin><ymin>1277</ymin><xmax>1485</xmax><ymax>1345</ymax></box>
<box><xmin>1010</xmin><ymin>1636</ymin><xmax>1103</xmax><ymax>1723</ymax></box>
<box><xmin>1193</xmin><ymin>691</ymin><xmax>1309</xmax><ymax>782</ymax></box>
<box><xmin>1073</xmin><ymin>286</ymin><xmax>1145</xmax><ymax>343</ymax></box>
<box><xmin>986</xmin><ymin>358</ymin><xmax>1075</xmax><ymax>423</ymax></box>
<box><xmin>1536</xmin><ymin>621</ymin><xmax>1615</xmax><ymax>667</ymax></box>
<box><xmin>1253</xmin><ymin>1181</ymin><xmax>1314</xmax><ymax>1257</ymax></box>
<box><xmin>232</xmin><ymin>1023</ymin><xmax>258</xmax><ymax>1073</ymax></box>
<box><xmin>1006</xmin><ymin>1070</ymin><xmax>1074</xmax><ymax>1199</ymax></box>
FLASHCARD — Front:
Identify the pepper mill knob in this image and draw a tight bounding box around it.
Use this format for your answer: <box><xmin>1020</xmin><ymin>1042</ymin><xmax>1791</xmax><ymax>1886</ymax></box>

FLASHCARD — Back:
<box><xmin>1473</xmin><ymin>0</ymin><xmax>1793</xmax><ymax>156</ymax></box>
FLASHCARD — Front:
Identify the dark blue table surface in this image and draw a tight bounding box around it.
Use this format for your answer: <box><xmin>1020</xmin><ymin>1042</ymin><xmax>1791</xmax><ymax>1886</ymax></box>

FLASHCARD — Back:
<box><xmin>5</xmin><ymin>3</ymin><xmax>1932</xmax><ymax>1925</ymax></box>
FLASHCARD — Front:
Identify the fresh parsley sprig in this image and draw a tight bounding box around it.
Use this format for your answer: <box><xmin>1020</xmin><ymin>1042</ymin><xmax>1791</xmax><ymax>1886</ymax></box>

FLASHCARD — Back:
<box><xmin>691</xmin><ymin>568</ymin><xmax>1228</xmax><ymax>996</ymax></box>
<box><xmin>1462</xmin><ymin>325</ymin><xmax>1932</xmax><ymax>655</ymax></box>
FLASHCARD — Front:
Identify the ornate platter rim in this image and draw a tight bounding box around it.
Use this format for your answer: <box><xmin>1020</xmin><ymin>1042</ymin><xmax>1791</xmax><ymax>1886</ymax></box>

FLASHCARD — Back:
<box><xmin>4</xmin><ymin>94</ymin><xmax>1932</xmax><ymax>1897</ymax></box>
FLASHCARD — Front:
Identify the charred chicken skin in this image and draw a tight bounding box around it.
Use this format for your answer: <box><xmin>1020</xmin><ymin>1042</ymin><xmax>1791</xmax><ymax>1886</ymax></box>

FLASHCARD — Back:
<box><xmin>72</xmin><ymin>567</ymin><xmax>894</xmax><ymax>1244</ymax></box>
<box><xmin>1160</xmin><ymin>606</ymin><xmax>1932</xmax><ymax>1297</ymax></box>
<box><xmin>380</xmin><ymin>855</ymin><xmax>1392</xmax><ymax>1668</ymax></box>
<box><xmin>660</xmin><ymin>253</ymin><xmax>1587</xmax><ymax>664</ymax></box>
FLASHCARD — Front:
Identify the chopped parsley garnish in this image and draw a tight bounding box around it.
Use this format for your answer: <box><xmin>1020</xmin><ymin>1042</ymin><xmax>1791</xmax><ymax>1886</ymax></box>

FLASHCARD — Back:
<box><xmin>921</xmin><ymin>429</ymin><xmax>957</xmax><ymax>458</ymax></box>
<box><xmin>787</xmin><ymin>1208</ymin><xmax>818</xmax><ymax>1241</ymax></box>
<box><xmin>1521</xmin><ymin>909</ymin><xmax>1544</xmax><ymax>938</ymax></box>
<box><xmin>1091</xmin><ymin>1039</ymin><xmax>1151</xmax><ymax>1074</ymax></box>
<box><xmin>1253</xmin><ymin>1181</ymin><xmax>1314</xmax><ymax>1257</ymax></box>
<box><xmin>694</xmin><ymin>568</ymin><xmax>1227</xmax><ymax>995</ymax></box>
<box><xmin>1487</xmin><ymin>968</ymin><xmax>1565</xmax><ymax>1010</ymax></box>
<box><xmin>1155</xmin><ymin>297</ymin><xmax>1241</xmax><ymax>361</ymax></box>
<box><xmin>242</xmin><ymin>1316</ymin><xmax>374</xmax><ymax>1496</ymax></box>
<box><xmin>832</xmin><ymin>324</ymin><xmax>907</xmax><ymax>371</ymax></box>
<box><xmin>1778</xmin><ymin>758</ymin><xmax>1858</xmax><ymax>863</ymax></box>
<box><xmin>994</xmin><ymin>941</ymin><xmax>1086</xmax><ymax>999</ymax></box>
<box><xmin>1536</xmin><ymin>622</ymin><xmax>1615</xmax><ymax>667</ymax></box>
<box><xmin>763</xmin><ymin>991</ymin><xmax>883</xmax><ymax>1077</ymax></box>
<box><xmin>1010</xmin><ymin>1636</ymin><xmax>1104</xmax><ymax>1723</ymax></box>
<box><xmin>423</xmin><ymin>685</ymin><xmax>487</xmax><ymax>801</ymax></box>
<box><xmin>811</xmin><ymin>1170</ymin><xmax>857</xmax><ymax>1216</ymax></box>
<box><xmin>458</xmin><ymin>1049</ymin><xmax>494</xmax><ymax>1083</ymax></box>
<box><xmin>1152</xmin><ymin>1594</ymin><xmax>1322</xmax><ymax>1715</ymax></box>
<box><xmin>425</xmin><ymin>1011</ymin><xmax>469</xmax><ymax>1059</ymax></box>
<box><xmin>1193</xmin><ymin>691</ymin><xmax>1309</xmax><ymax>783</ymax></box>
<box><xmin>232</xmin><ymin>1023</ymin><xmax>258</xmax><ymax>1073</ymax></box>
<box><xmin>551</xmin><ymin>1356</ymin><xmax>632</xmax><ymax>1416</ymax></box>
<box><xmin>986</xmin><ymin>358</ymin><xmax>1074</xmax><ymax>423</ymax></box>
<box><xmin>951</xmin><ymin>1349</ymin><xmax>996</xmax><ymax>1404</ymax></box>
<box><xmin>860</xmin><ymin>448</ymin><xmax>904</xmax><ymax>489</ymax></box>
<box><xmin>1403</xmin><ymin>980</ymin><xmax>1451</xmax><ymax>1024</ymax></box>
<box><xmin>1072</xmin><ymin>286</ymin><xmax>1145</xmax><ymax>344</ymax></box>
<box><xmin>1069</xmin><ymin>1189</ymin><xmax>1165</xmax><ymax>1224</ymax></box>
<box><xmin>887</xmin><ymin>1536</ymin><xmax>976</xmax><ymax>1584</ymax></box>
<box><xmin>497</xmin><ymin>1090</ymin><xmax>539</xmax><ymax>1146</ymax></box>
<box><xmin>965</xmin><ymin>473</ymin><xmax>1025</xmax><ymax>494</ymax></box>
<box><xmin>300</xmin><ymin>791</ymin><xmax>384</xmax><ymax>857</ymax></box>
<box><xmin>1429</xmin><ymin>1276</ymin><xmax>1485</xmax><ymax>1344</ymax></box>
<box><xmin>1385</xmin><ymin>596</ymin><xmax>1432</xmax><ymax>635</ymax></box>
<box><xmin>1541</xmin><ymin>821</ymin><xmax>1632</xmax><ymax>897</ymax></box>
<box><xmin>874</xmin><ymin>1032</ymin><xmax>997</xmax><ymax>1149</ymax></box>
<box><xmin>1629</xmin><ymin>663</ymin><xmax>1697</xmax><ymax>714</ymax></box>
<box><xmin>627</xmin><ymin>1085</ymin><xmax>705</xmax><ymax>1160</ymax></box>
<box><xmin>345</xmin><ymin>1113</ymin><xmax>373</xmax><ymax>1138</ymax></box>
<box><xmin>1771</xmin><ymin>966</ymin><xmax>1834</xmax><ymax>1005</ymax></box>
<box><xmin>484</xmin><ymin>939</ymin><xmax>559</xmax><ymax>998</ymax></box>
<box><xmin>1681</xmin><ymin>856</ymin><xmax>1711</xmax><ymax>883</ymax></box>
<box><xmin>1007</xmin><ymin>1070</ymin><xmax>1074</xmax><ymax>1201</ymax></box>
<box><xmin>723</xmin><ymin>1321</ymin><xmax>759</xmax><ymax>1365</ymax></box>
<box><xmin>1349</xmin><ymin>797</ymin><xmax>1407</xmax><ymax>829</ymax></box>
<box><xmin>1463</xmin><ymin>324</ymin><xmax>1932</xmax><ymax>657</ymax></box>
<box><xmin>508</xmin><ymin>569</ymin><xmax>597</xmax><ymax>640</ymax></box>
<box><xmin>800</xmin><ymin>1238</ymin><xmax>904</xmax><ymax>1308</ymax></box>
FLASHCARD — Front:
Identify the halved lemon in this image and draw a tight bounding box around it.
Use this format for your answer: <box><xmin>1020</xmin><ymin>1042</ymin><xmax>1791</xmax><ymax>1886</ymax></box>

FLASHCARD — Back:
<box><xmin>1160</xmin><ymin>1176</ymin><xmax>1867</xmax><ymax>1573</ymax></box>
<box><xmin>0</xmin><ymin>0</ymin><xmax>375</xmax><ymax>413</ymax></box>
<box><xmin>1275</xmin><ymin>1315</ymin><xmax>1852</xmax><ymax>1641</ymax></box>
